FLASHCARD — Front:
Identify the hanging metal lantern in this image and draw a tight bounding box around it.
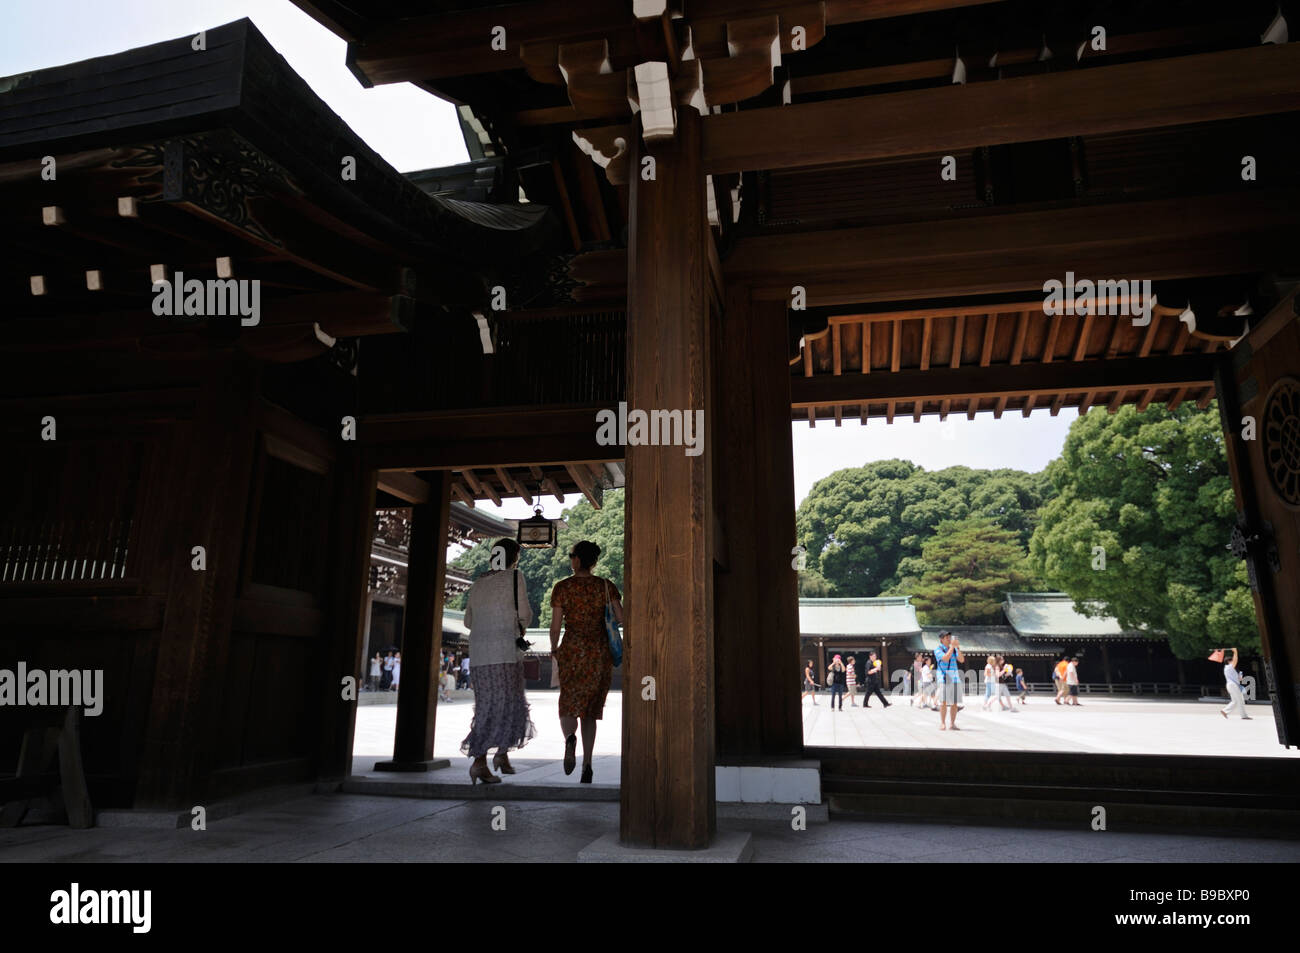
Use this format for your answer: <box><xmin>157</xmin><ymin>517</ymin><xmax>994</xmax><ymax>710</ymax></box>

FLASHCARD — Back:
<box><xmin>517</xmin><ymin>503</ymin><xmax>556</xmax><ymax>548</ymax></box>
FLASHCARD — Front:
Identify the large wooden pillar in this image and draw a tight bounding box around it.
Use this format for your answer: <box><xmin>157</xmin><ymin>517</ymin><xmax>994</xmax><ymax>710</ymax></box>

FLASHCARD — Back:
<box><xmin>318</xmin><ymin>453</ymin><xmax>377</xmax><ymax>781</ymax></box>
<box><xmin>621</xmin><ymin>108</ymin><xmax>716</xmax><ymax>849</ymax></box>
<box><xmin>379</xmin><ymin>472</ymin><xmax>451</xmax><ymax>769</ymax></box>
<box><xmin>713</xmin><ymin>288</ymin><xmax>803</xmax><ymax>758</ymax></box>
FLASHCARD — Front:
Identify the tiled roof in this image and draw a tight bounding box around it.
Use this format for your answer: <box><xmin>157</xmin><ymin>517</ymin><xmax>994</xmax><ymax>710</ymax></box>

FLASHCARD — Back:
<box><xmin>1004</xmin><ymin>592</ymin><xmax>1145</xmax><ymax>639</ymax></box>
<box><xmin>798</xmin><ymin>597</ymin><xmax>921</xmax><ymax>637</ymax></box>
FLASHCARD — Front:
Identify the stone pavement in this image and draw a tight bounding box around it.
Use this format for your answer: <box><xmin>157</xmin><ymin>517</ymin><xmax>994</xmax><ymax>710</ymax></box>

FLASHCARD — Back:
<box><xmin>355</xmin><ymin>688</ymin><xmax>624</xmax><ymax>786</ymax></box>
<box><xmin>800</xmin><ymin>692</ymin><xmax>1300</xmax><ymax>757</ymax></box>
<box><xmin>2</xmin><ymin>793</ymin><xmax>1297</xmax><ymax>862</ymax></box>
<box><xmin>354</xmin><ymin>690</ymin><xmax>1299</xmax><ymax>768</ymax></box>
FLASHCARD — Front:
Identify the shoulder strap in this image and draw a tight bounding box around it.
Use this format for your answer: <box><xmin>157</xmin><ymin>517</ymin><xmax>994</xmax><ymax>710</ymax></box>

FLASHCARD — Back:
<box><xmin>513</xmin><ymin>570</ymin><xmax>523</xmax><ymax>632</ymax></box>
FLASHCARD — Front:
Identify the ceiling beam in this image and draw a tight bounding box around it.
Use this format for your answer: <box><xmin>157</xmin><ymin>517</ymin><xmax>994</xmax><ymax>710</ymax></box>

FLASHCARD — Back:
<box><xmin>733</xmin><ymin>191</ymin><xmax>1300</xmax><ymax>305</ymax></box>
<box><xmin>347</xmin><ymin>0</ymin><xmax>640</xmax><ymax>85</ymax></box>
<box><xmin>565</xmin><ymin>463</ymin><xmax>604</xmax><ymax>509</ymax></box>
<box><xmin>703</xmin><ymin>43</ymin><xmax>1300</xmax><ymax>172</ymax></box>
<box><xmin>376</xmin><ymin>471</ymin><xmax>430</xmax><ymax>504</ymax></box>
<box><xmin>790</xmin><ymin>354</ymin><xmax>1216</xmax><ymax>408</ymax></box>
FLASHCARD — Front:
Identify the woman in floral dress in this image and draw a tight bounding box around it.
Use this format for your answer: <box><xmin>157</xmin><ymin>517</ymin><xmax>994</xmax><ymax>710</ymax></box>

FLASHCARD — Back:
<box><xmin>548</xmin><ymin>540</ymin><xmax>624</xmax><ymax>784</ymax></box>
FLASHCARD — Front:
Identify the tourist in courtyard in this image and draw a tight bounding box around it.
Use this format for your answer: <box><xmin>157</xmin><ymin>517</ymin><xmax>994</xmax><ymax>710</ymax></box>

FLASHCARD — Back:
<box><xmin>1065</xmin><ymin>656</ymin><xmax>1082</xmax><ymax>705</ymax></box>
<box><xmin>802</xmin><ymin>661</ymin><xmax>818</xmax><ymax>705</ymax></box>
<box><xmin>996</xmin><ymin>656</ymin><xmax>1015</xmax><ymax>712</ymax></box>
<box><xmin>382</xmin><ymin>651</ymin><xmax>395</xmax><ymax>691</ymax></box>
<box><xmin>461</xmin><ymin>538</ymin><xmax>536</xmax><ymax>784</ymax></box>
<box><xmin>1220</xmin><ymin>647</ymin><xmax>1251</xmax><ymax>720</ymax></box>
<box><xmin>368</xmin><ymin>653</ymin><xmax>382</xmax><ymax>692</ymax></box>
<box><xmin>460</xmin><ymin>655</ymin><xmax>470</xmax><ymax>689</ymax></box>
<box><xmin>982</xmin><ymin>655</ymin><xmax>997</xmax><ymax>710</ymax></box>
<box><xmin>845</xmin><ymin>656</ymin><xmax>858</xmax><ymax>707</ymax></box>
<box><xmin>921</xmin><ymin>658</ymin><xmax>937</xmax><ymax>710</ymax></box>
<box><xmin>549</xmin><ymin>539</ymin><xmax>623</xmax><ymax>784</ymax></box>
<box><xmin>863</xmin><ymin>650</ymin><xmax>890</xmax><ymax>708</ymax></box>
<box><xmin>1053</xmin><ymin>654</ymin><xmax>1069</xmax><ymax>704</ymax></box>
<box><xmin>827</xmin><ymin>654</ymin><xmax>848</xmax><ymax>710</ymax></box>
<box><xmin>391</xmin><ymin>651</ymin><xmax>401</xmax><ymax>692</ymax></box>
<box><xmin>1015</xmin><ymin>667</ymin><xmax>1028</xmax><ymax>704</ymax></box>
<box><xmin>934</xmin><ymin>631</ymin><xmax>964</xmax><ymax>730</ymax></box>
<box><xmin>912</xmin><ymin>652</ymin><xmax>924</xmax><ymax>706</ymax></box>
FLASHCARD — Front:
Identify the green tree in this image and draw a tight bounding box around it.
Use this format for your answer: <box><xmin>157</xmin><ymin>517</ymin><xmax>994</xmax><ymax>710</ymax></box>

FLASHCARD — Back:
<box><xmin>909</xmin><ymin>516</ymin><xmax>1032</xmax><ymax>624</ymax></box>
<box><xmin>797</xmin><ymin>567</ymin><xmax>837</xmax><ymax>597</ymax></box>
<box><xmin>1028</xmin><ymin>404</ymin><xmax>1258</xmax><ymax>658</ymax></box>
<box><xmin>448</xmin><ymin>489</ymin><xmax>625</xmax><ymax>626</ymax></box>
<box><xmin>795</xmin><ymin>460</ymin><xmax>1053</xmax><ymax>595</ymax></box>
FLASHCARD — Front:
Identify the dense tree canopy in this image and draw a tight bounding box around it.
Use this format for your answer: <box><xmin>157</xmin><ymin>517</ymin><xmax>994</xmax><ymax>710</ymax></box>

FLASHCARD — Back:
<box><xmin>1028</xmin><ymin>404</ymin><xmax>1258</xmax><ymax>658</ymax></box>
<box><xmin>794</xmin><ymin>460</ymin><xmax>1052</xmax><ymax>595</ymax></box>
<box><xmin>448</xmin><ymin>489</ymin><xmax>625</xmax><ymax>627</ymax></box>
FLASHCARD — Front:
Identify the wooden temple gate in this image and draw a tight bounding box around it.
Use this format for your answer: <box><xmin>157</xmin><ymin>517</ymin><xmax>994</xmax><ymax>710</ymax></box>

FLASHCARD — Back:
<box><xmin>3</xmin><ymin>2</ymin><xmax>1300</xmax><ymax>851</ymax></box>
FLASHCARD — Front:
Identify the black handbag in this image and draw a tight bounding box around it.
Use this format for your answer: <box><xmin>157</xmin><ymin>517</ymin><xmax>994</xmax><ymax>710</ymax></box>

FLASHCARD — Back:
<box><xmin>513</xmin><ymin>570</ymin><xmax>532</xmax><ymax>652</ymax></box>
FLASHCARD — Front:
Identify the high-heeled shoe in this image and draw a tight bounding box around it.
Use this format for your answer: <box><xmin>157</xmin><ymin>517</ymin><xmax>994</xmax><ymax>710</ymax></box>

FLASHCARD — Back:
<box><xmin>493</xmin><ymin>752</ymin><xmax>516</xmax><ymax>774</ymax></box>
<box><xmin>563</xmin><ymin>734</ymin><xmax>577</xmax><ymax>776</ymax></box>
<box><xmin>580</xmin><ymin>764</ymin><xmax>593</xmax><ymax>784</ymax></box>
<box><xmin>469</xmin><ymin>761</ymin><xmax>501</xmax><ymax>784</ymax></box>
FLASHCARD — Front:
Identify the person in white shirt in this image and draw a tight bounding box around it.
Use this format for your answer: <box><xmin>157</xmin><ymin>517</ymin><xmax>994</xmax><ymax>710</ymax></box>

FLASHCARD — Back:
<box><xmin>382</xmin><ymin>651</ymin><xmax>395</xmax><ymax>691</ymax></box>
<box><xmin>391</xmin><ymin>652</ymin><xmax>401</xmax><ymax>691</ymax></box>
<box><xmin>1220</xmin><ymin>647</ymin><xmax>1251</xmax><ymax>720</ymax></box>
<box><xmin>368</xmin><ymin>653</ymin><xmax>382</xmax><ymax>692</ymax></box>
<box><xmin>460</xmin><ymin>538</ymin><xmax>536</xmax><ymax>783</ymax></box>
<box><xmin>1065</xmin><ymin>657</ymin><xmax>1081</xmax><ymax>706</ymax></box>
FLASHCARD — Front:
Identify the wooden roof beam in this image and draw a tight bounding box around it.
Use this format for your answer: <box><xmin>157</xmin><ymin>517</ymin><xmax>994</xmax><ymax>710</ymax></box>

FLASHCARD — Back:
<box><xmin>494</xmin><ymin>467</ymin><xmax>532</xmax><ymax>505</ymax></box>
<box><xmin>450</xmin><ymin>482</ymin><xmax>476</xmax><ymax>508</ymax></box>
<box><xmin>460</xmin><ymin>468</ymin><xmax>502</xmax><ymax>506</ymax></box>
<box><xmin>542</xmin><ymin>474</ymin><xmax>567</xmax><ymax>504</ymax></box>
<box><xmin>790</xmin><ymin>354</ymin><xmax>1216</xmax><ymax>407</ymax></box>
<box><xmin>377</xmin><ymin>471</ymin><xmax>431</xmax><ymax>505</ymax></box>
<box><xmin>979</xmin><ymin>313</ymin><xmax>996</xmax><ymax>366</ymax></box>
<box><xmin>731</xmin><ymin>191</ymin><xmax>1298</xmax><ymax>290</ymax></box>
<box><xmin>565</xmin><ymin>463</ymin><xmax>604</xmax><ymax>509</ymax></box>
<box><xmin>346</xmin><ymin>1</ymin><xmax>642</xmax><ymax>86</ymax></box>
<box><xmin>703</xmin><ymin>43</ymin><xmax>1300</xmax><ymax>172</ymax></box>
<box><xmin>1010</xmin><ymin>311</ymin><xmax>1028</xmax><ymax>366</ymax></box>
<box><xmin>1072</xmin><ymin>313</ymin><xmax>1094</xmax><ymax>362</ymax></box>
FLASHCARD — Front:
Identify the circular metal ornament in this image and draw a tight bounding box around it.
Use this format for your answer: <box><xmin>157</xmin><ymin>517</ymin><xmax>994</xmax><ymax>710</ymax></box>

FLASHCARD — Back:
<box><xmin>1262</xmin><ymin>376</ymin><xmax>1300</xmax><ymax>508</ymax></box>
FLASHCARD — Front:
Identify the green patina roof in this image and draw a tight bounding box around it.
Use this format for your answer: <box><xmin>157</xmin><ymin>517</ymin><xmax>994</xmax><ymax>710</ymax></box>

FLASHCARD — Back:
<box><xmin>798</xmin><ymin>597</ymin><xmax>921</xmax><ymax>637</ymax></box>
<box><xmin>1004</xmin><ymin>592</ymin><xmax>1147</xmax><ymax>639</ymax></box>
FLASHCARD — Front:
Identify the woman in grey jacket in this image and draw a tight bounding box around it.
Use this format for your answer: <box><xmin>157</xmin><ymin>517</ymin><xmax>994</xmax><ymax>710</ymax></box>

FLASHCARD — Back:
<box><xmin>461</xmin><ymin>538</ymin><xmax>537</xmax><ymax>783</ymax></box>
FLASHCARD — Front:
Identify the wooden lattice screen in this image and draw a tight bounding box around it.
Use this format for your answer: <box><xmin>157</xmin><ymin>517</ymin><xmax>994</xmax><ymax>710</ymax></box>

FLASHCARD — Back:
<box><xmin>0</xmin><ymin>441</ymin><xmax>145</xmax><ymax>584</ymax></box>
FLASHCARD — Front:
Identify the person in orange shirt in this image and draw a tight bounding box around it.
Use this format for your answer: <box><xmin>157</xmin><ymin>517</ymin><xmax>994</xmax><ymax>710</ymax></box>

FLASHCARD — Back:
<box><xmin>1053</xmin><ymin>655</ymin><xmax>1070</xmax><ymax>705</ymax></box>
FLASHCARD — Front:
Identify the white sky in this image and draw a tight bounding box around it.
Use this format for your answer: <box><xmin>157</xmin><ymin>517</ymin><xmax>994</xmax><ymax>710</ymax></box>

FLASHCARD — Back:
<box><xmin>4</xmin><ymin>1</ymin><xmax>1079</xmax><ymax>519</ymax></box>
